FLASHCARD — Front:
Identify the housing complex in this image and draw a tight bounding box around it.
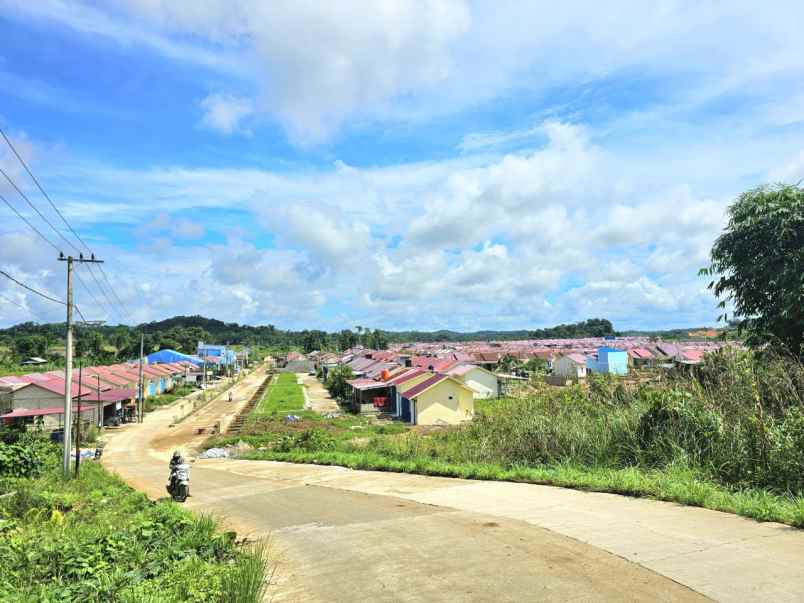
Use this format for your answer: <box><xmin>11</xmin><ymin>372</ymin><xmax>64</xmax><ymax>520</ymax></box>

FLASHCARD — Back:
<box><xmin>300</xmin><ymin>336</ymin><xmax>733</xmax><ymax>426</ymax></box>
<box><xmin>0</xmin><ymin>343</ymin><xmax>243</xmax><ymax>433</ymax></box>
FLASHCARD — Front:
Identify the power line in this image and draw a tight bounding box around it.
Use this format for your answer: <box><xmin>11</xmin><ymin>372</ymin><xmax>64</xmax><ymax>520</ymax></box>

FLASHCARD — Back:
<box><xmin>0</xmin><ymin>272</ymin><xmax>88</xmax><ymax>323</ymax></box>
<box><xmin>0</xmin><ymin>192</ymin><xmax>61</xmax><ymax>253</ymax></box>
<box><xmin>85</xmin><ymin>263</ymin><xmax>127</xmax><ymax>322</ymax></box>
<box><xmin>0</xmin><ymin>166</ymin><xmax>81</xmax><ymax>255</ymax></box>
<box><xmin>0</xmin><ymin>292</ymin><xmax>49</xmax><ymax>322</ymax></box>
<box><xmin>74</xmin><ymin>266</ymin><xmax>111</xmax><ymax>317</ymax></box>
<box><xmin>95</xmin><ymin>264</ymin><xmax>132</xmax><ymax>320</ymax></box>
<box><xmin>1</xmin><ymin>128</ymin><xmax>130</xmax><ymax>323</ymax></box>
<box><xmin>0</xmin><ymin>127</ymin><xmax>93</xmax><ymax>253</ymax></box>
<box><xmin>0</xmin><ymin>269</ymin><xmax>65</xmax><ymax>305</ymax></box>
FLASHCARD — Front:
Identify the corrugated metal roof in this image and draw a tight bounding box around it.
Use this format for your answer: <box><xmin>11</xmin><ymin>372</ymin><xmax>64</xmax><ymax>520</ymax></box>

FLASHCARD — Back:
<box><xmin>388</xmin><ymin>368</ymin><xmax>425</xmax><ymax>386</ymax></box>
<box><xmin>402</xmin><ymin>374</ymin><xmax>448</xmax><ymax>399</ymax></box>
<box><xmin>15</xmin><ymin>377</ymin><xmax>92</xmax><ymax>398</ymax></box>
<box><xmin>346</xmin><ymin>378</ymin><xmax>389</xmax><ymax>391</ymax></box>
<box><xmin>1</xmin><ymin>404</ymin><xmax>95</xmax><ymax>418</ymax></box>
<box><xmin>445</xmin><ymin>364</ymin><xmax>477</xmax><ymax>377</ymax></box>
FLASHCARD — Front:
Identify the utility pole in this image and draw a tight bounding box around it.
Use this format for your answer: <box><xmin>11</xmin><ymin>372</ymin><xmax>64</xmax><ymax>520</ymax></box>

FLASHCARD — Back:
<box><xmin>96</xmin><ymin>375</ymin><xmax>102</xmax><ymax>428</ymax></box>
<box><xmin>59</xmin><ymin>252</ymin><xmax>103</xmax><ymax>479</ymax></box>
<box><xmin>75</xmin><ymin>361</ymin><xmax>82</xmax><ymax>477</ymax></box>
<box><xmin>137</xmin><ymin>333</ymin><xmax>144</xmax><ymax>423</ymax></box>
<box><xmin>61</xmin><ymin>254</ymin><xmax>73</xmax><ymax>478</ymax></box>
<box><xmin>202</xmin><ymin>348</ymin><xmax>207</xmax><ymax>390</ymax></box>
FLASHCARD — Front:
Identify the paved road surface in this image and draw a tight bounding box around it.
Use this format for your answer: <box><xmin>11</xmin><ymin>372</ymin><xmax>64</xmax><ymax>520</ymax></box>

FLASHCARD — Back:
<box><xmin>103</xmin><ymin>368</ymin><xmax>803</xmax><ymax>602</ymax></box>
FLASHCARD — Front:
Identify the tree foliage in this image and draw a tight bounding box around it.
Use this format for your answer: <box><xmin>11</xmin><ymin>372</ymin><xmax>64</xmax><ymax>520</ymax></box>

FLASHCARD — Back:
<box><xmin>2</xmin><ymin>315</ymin><xmax>619</xmax><ymax>365</ymax></box>
<box><xmin>703</xmin><ymin>184</ymin><xmax>804</xmax><ymax>357</ymax></box>
<box><xmin>325</xmin><ymin>365</ymin><xmax>354</xmax><ymax>400</ymax></box>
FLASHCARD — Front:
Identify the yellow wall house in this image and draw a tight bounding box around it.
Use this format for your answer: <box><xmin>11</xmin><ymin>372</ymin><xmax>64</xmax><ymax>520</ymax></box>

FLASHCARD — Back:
<box><xmin>392</xmin><ymin>369</ymin><xmax>436</xmax><ymax>418</ymax></box>
<box><xmin>403</xmin><ymin>374</ymin><xmax>475</xmax><ymax>426</ymax></box>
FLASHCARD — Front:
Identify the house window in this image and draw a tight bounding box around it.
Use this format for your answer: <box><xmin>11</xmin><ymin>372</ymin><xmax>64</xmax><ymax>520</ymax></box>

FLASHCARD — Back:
<box><xmin>448</xmin><ymin>395</ymin><xmax>453</xmax><ymax>400</ymax></box>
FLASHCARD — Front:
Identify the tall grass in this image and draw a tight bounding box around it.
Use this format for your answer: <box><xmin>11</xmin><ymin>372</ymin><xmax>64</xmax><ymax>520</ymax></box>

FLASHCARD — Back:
<box><xmin>243</xmin><ymin>348</ymin><xmax>804</xmax><ymax>526</ymax></box>
<box><xmin>0</xmin><ymin>440</ymin><xmax>271</xmax><ymax>601</ymax></box>
<box><xmin>221</xmin><ymin>541</ymin><xmax>272</xmax><ymax>603</ymax></box>
<box><xmin>351</xmin><ymin>349</ymin><xmax>804</xmax><ymax>495</ymax></box>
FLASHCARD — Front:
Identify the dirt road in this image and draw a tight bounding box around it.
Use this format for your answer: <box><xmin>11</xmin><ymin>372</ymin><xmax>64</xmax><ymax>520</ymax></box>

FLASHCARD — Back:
<box><xmin>102</xmin><ymin>369</ymin><xmax>804</xmax><ymax>602</ymax></box>
<box><xmin>300</xmin><ymin>373</ymin><xmax>339</xmax><ymax>414</ymax></box>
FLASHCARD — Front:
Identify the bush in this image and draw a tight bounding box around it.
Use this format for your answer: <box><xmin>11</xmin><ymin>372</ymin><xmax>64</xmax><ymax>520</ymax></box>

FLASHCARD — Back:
<box><xmin>0</xmin><ymin>461</ymin><xmax>270</xmax><ymax>601</ymax></box>
<box><xmin>636</xmin><ymin>389</ymin><xmax>724</xmax><ymax>467</ymax></box>
<box><xmin>0</xmin><ymin>434</ymin><xmax>57</xmax><ymax>478</ymax></box>
<box><xmin>274</xmin><ymin>429</ymin><xmax>335</xmax><ymax>453</ymax></box>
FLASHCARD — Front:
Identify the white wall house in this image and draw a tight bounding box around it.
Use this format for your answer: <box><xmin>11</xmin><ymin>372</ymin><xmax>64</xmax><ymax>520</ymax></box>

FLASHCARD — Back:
<box><xmin>446</xmin><ymin>364</ymin><xmax>499</xmax><ymax>399</ymax></box>
<box><xmin>553</xmin><ymin>354</ymin><xmax>588</xmax><ymax>380</ymax></box>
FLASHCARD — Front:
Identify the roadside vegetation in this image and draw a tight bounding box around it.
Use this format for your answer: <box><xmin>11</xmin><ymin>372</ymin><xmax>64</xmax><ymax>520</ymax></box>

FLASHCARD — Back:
<box><xmin>206</xmin><ymin>349</ymin><xmax>804</xmax><ymax>528</ymax></box>
<box><xmin>0</xmin><ymin>432</ymin><xmax>270</xmax><ymax>601</ymax></box>
<box><xmin>143</xmin><ymin>384</ymin><xmax>197</xmax><ymax>413</ymax></box>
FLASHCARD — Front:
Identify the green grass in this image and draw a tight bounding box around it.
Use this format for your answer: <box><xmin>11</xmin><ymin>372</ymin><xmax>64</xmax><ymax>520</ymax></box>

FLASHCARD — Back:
<box><xmin>0</xmin><ymin>441</ymin><xmax>271</xmax><ymax>601</ymax></box>
<box><xmin>212</xmin><ymin>350</ymin><xmax>804</xmax><ymax>529</ymax></box>
<box><xmin>254</xmin><ymin>373</ymin><xmax>305</xmax><ymax>415</ymax></box>
<box><xmin>143</xmin><ymin>385</ymin><xmax>196</xmax><ymax>413</ymax></box>
<box><xmin>242</xmin><ymin>448</ymin><xmax>804</xmax><ymax>528</ymax></box>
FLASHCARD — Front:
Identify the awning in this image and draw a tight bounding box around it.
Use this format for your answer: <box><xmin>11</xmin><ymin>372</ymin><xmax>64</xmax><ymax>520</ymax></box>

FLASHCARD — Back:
<box><xmin>90</xmin><ymin>388</ymin><xmax>136</xmax><ymax>402</ymax></box>
<box><xmin>1</xmin><ymin>405</ymin><xmax>95</xmax><ymax>418</ymax></box>
<box><xmin>346</xmin><ymin>378</ymin><xmax>390</xmax><ymax>391</ymax></box>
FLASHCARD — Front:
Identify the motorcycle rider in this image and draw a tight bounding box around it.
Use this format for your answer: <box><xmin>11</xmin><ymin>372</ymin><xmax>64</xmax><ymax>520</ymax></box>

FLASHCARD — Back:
<box><xmin>167</xmin><ymin>450</ymin><xmax>188</xmax><ymax>499</ymax></box>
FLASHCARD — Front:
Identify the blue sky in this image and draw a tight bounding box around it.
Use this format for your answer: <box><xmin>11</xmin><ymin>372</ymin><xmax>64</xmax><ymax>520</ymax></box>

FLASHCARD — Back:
<box><xmin>1</xmin><ymin>1</ymin><xmax>803</xmax><ymax>331</ymax></box>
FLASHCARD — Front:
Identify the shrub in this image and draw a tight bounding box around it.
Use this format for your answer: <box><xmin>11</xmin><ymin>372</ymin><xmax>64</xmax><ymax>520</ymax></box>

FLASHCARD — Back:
<box><xmin>274</xmin><ymin>429</ymin><xmax>335</xmax><ymax>453</ymax></box>
<box><xmin>636</xmin><ymin>389</ymin><xmax>723</xmax><ymax>467</ymax></box>
<box><xmin>0</xmin><ymin>434</ymin><xmax>57</xmax><ymax>478</ymax></box>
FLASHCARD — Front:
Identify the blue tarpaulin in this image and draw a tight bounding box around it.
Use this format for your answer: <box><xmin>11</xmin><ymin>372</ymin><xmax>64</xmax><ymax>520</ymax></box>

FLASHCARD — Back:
<box><xmin>146</xmin><ymin>349</ymin><xmax>203</xmax><ymax>366</ymax></box>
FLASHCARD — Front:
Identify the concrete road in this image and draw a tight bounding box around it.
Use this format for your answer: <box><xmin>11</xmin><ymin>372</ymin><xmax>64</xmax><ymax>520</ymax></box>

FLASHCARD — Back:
<box><xmin>103</xmin><ymin>370</ymin><xmax>804</xmax><ymax>602</ymax></box>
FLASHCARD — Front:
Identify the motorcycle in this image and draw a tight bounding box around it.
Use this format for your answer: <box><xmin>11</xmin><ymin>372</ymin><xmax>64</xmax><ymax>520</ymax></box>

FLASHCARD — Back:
<box><xmin>166</xmin><ymin>452</ymin><xmax>190</xmax><ymax>502</ymax></box>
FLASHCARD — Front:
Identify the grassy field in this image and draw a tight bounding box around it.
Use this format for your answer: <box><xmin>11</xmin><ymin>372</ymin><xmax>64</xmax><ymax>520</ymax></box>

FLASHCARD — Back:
<box><xmin>0</xmin><ymin>436</ymin><xmax>270</xmax><ymax>601</ymax></box>
<box><xmin>254</xmin><ymin>373</ymin><xmax>306</xmax><ymax>415</ymax></box>
<box><xmin>206</xmin><ymin>349</ymin><xmax>804</xmax><ymax>529</ymax></box>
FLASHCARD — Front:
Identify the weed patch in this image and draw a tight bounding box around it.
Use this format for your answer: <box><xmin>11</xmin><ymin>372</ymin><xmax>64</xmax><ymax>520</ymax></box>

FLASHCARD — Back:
<box><xmin>0</xmin><ymin>438</ymin><xmax>270</xmax><ymax>601</ymax></box>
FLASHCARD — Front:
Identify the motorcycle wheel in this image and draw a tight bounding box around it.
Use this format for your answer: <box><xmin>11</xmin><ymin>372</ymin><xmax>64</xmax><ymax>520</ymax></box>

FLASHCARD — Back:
<box><xmin>176</xmin><ymin>483</ymin><xmax>188</xmax><ymax>502</ymax></box>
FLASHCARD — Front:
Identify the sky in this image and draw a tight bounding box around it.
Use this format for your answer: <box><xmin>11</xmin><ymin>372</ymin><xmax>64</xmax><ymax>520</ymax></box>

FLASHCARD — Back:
<box><xmin>1</xmin><ymin>1</ymin><xmax>803</xmax><ymax>332</ymax></box>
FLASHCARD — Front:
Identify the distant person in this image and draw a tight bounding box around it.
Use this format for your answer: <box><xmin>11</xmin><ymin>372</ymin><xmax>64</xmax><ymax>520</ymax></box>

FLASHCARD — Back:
<box><xmin>228</xmin><ymin>392</ymin><xmax>233</xmax><ymax>403</ymax></box>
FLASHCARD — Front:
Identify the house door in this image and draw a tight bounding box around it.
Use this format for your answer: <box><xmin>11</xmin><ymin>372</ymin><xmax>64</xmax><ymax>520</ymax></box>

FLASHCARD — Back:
<box><xmin>400</xmin><ymin>397</ymin><xmax>411</xmax><ymax>422</ymax></box>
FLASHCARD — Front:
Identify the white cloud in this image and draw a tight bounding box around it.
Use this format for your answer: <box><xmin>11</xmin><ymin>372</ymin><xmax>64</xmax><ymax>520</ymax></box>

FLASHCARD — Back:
<box><xmin>8</xmin><ymin>1</ymin><xmax>804</xmax><ymax>146</ymax></box>
<box><xmin>112</xmin><ymin>0</ymin><xmax>471</xmax><ymax>145</ymax></box>
<box><xmin>769</xmin><ymin>149</ymin><xmax>804</xmax><ymax>184</ymax></box>
<box><xmin>0</xmin><ymin>117</ymin><xmax>775</xmax><ymax>330</ymax></box>
<box><xmin>198</xmin><ymin>93</ymin><xmax>254</xmax><ymax>135</ymax></box>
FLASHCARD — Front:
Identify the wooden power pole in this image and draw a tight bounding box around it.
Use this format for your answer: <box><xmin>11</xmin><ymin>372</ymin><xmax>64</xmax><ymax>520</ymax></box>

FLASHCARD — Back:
<box><xmin>59</xmin><ymin>252</ymin><xmax>103</xmax><ymax>479</ymax></box>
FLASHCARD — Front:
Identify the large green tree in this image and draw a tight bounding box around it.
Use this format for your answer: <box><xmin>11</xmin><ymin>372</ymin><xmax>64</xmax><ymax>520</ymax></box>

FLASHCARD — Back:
<box><xmin>703</xmin><ymin>184</ymin><xmax>804</xmax><ymax>357</ymax></box>
<box><xmin>12</xmin><ymin>335</ymin><xmax>47</xmax><ymax>359</ymax></box>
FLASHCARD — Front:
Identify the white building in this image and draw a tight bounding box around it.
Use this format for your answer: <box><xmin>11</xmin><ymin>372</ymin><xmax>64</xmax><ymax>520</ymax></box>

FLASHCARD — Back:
<box><xmin>553</xmin><ymin>354</ymin><xmax>588</xmax><ymax>380</ymax></box>
<box><xmin>445</xmin><ymin>364</ymin><xmax>499</xmax><ymax>399</ymax></box>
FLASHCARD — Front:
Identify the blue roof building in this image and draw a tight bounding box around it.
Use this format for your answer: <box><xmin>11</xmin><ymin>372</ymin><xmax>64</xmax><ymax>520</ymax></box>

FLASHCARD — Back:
<box><xmin>146</xmin><ymin>349</ymin><xmax>203</xmax><ymax>366</ymax></box>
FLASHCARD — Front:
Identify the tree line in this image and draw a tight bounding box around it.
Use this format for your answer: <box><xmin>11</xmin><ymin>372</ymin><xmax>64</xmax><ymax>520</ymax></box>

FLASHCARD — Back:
<box><xmin>0</xmin><ymin>316</ymin><xmax>622</xmax><ymax>365</ymax></box>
